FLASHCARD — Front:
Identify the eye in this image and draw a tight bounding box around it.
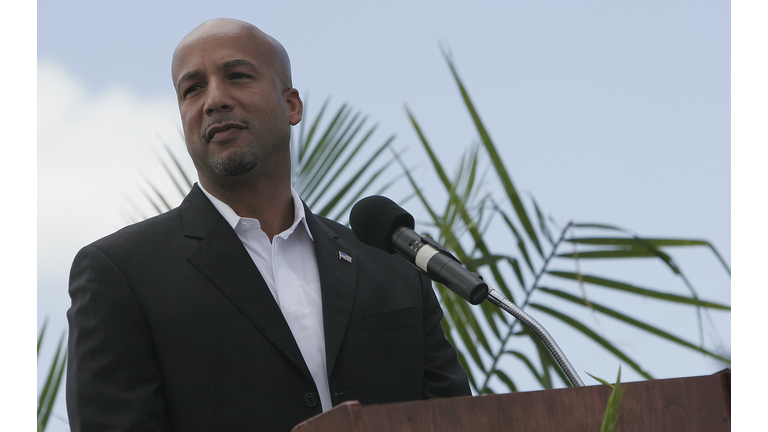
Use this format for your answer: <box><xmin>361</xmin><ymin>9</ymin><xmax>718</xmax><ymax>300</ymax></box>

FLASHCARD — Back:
<box><xmin>182</xmin><ymin>84</ymin><xmax>202</xmax><ymax>99</ymax></box>
<box><xmin>230</xmin><ymin>72</ymin><xmax>251</xmax><ymax>80</ymax></box>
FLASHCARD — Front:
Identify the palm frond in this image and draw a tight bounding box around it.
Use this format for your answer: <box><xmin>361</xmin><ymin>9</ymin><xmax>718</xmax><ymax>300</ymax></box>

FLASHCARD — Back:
<box><xmin>37</xmin><ymin>321</ymin><xmax>67</xmax><ymax>431</ymax></box>
<box><xmin>400</xmin><ymin>48</ymin><xmax>730</xmax><ymax>394</ymax></box>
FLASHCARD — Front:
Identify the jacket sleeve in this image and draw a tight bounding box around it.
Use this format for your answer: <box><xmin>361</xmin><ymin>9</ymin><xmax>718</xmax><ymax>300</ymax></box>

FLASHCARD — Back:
<box><xmin>418</xmin><ymin>272</ymin><xmax>473</xmax><ymax>398</ymax></box>
<box><xmin>66</xmin><ymin>245</ymin><xmax>172</xmax><ymax>432</ymax></box>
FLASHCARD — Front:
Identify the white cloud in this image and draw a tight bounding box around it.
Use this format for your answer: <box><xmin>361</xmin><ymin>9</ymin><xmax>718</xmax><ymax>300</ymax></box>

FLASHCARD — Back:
<box><xmin>38</xmin><ymin>59</ymin><xmax>194</xmax><ymax>323</ymax></box>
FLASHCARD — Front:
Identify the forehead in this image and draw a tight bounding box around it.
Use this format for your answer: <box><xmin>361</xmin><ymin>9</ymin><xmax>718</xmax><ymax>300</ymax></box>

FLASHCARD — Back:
<box><xmin>172</xmin><ymin>29</ymin><xmax>271</xmax><ymax>81</ymax></box>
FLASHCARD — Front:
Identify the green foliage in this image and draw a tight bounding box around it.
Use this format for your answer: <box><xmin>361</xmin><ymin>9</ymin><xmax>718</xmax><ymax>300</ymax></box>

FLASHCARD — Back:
<box><xmin>399</xmin><ymin>49</ymin><xmax>730</xmax><ymax>393</ymax></box>
<box><xmin>588</xmin><ymin>368</ymin><xmax>626</xmax><ymax>432</ymax></box>
<box><xmin>38</xmin><ymin>318</ymin><xmax>67</xmax><ymax>431</ymax></box>
<box><xmin>291</xmin><ymin>98</ymin><xmax>396</xmax><ymax>222</ymax></box>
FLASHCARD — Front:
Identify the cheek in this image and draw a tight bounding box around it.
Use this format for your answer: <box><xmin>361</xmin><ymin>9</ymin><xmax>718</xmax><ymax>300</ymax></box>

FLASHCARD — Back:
<box><xmin>179</xmin><ymin>101</ymin><xmax>199</xmax><ymax>125</ymax></box>
<box><xmin>180</xmin><ymin>112</ymin><xmax>201</xmax><ymax>140</ymax></box>
<box><xmin>180</xmin><ymin>114</ymin><xmax>202</xmax><ymax>152</ymax></box>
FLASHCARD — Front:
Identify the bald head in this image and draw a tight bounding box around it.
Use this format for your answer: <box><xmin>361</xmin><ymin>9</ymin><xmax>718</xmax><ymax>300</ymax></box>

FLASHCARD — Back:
<box><xmin>172</xmin><ymin>18</ymin><xmax>293</xmax><ymax>90</ymax></box>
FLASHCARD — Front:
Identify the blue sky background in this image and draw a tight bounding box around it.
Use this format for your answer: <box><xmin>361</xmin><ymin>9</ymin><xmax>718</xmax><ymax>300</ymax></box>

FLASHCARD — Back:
<box><xmin>30</xmin><ymin>1</ymin><xmax>749</xmax><ymax>429</ymax></box>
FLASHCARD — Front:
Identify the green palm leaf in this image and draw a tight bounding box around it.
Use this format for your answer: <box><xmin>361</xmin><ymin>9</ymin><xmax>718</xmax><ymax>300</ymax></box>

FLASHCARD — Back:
<box><xmin>568</xmin><ymin>236</ymin><xmax>730</xmax><ymax>275</ymax></box>
<box><xmin>292</xmin><ymin>99</ymin><xmax>397</xmax><ymax>221</ymax></box>
<box><xmin>588</xmin><ymin>367</ymin><xmax>625</xmax><ymax>432</ymax></box>
<box><xmin>405</xmin><ymin>107</ymin><xmax>515</xmax><ymax>303</ymax></box>
<box><xmin>442</xmin><ymin>47</ymin><xmax>543</xmax><ymax>257</ymax></box>
<box><xmin>530</xmin><ymin>303</ymin><xmax>654</xmax><ymax>380</ymax></box>
<box><xmin>546</xmin><ymin>271</ymin><xmax>730</xmax><ymax>310</ymax></box>
<box><xmin>37</xmin><ymin>320</ymin><xmax>67</xmax><ymax>431</ymax></box>
<box><xmin>538</xmin><ymin>287</ymin><xmax>730</xmax><ymax>362</ymax></box>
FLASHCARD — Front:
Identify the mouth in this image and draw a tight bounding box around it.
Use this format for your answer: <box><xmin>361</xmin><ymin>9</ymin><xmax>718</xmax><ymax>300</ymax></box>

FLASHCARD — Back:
<box><xmin>205</xmin><ymin>121</ymin><xmax>247</xmax><ymax>141</ymax></box>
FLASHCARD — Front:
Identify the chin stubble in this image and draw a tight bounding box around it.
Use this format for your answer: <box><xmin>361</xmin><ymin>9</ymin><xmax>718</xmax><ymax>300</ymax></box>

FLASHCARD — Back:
<box><xmin>211</xmin><ymin>149</ymin><xmax>259</xmax><ymax>177</ymax></box>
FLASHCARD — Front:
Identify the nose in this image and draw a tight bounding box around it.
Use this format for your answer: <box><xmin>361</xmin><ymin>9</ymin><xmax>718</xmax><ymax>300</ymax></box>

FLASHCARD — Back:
<box><xmin>203</xmin><ymin>78</ymin><xmax>234</xmax><ymax>116</ymax></box>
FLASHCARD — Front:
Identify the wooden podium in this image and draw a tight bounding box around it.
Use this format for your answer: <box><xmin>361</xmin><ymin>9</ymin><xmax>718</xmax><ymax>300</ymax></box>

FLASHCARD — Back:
<box><xmin>293</xmin><ymin>369</ymin><xmax>730</xmax><ymax>431</ymax></box>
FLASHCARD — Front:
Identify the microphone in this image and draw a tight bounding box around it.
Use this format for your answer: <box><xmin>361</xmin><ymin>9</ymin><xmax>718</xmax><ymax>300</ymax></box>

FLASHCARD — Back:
<box><xmin>350</xmin><ymin>195</ymin><xmax>489</xmax><ymax>305</ymax></box>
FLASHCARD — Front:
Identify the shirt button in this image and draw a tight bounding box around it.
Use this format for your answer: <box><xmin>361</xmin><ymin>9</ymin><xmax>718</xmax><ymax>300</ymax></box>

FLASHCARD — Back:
<box><xmin>303</xmin><ymin>392</ymin><xmax>318</xmax><ymax>408</ymax></box>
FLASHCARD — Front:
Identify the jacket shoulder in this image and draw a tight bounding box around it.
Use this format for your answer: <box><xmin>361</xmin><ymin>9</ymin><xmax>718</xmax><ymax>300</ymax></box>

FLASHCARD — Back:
<box><xmin>83</xmin><ymin>184</ymin><xmax>217</xmax><ymax>256</ymax></box>
<box><xmin>83</xmin><ymin>208</ymin><xmax>184</xmax><ymax>256</ymax></box>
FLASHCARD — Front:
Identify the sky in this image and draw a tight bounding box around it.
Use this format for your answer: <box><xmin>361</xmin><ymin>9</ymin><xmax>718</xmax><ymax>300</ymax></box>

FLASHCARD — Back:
<box><xmin>20</xmin><ymin>0</ymin><xmax>764</xmax><ymax>429</ymax></box>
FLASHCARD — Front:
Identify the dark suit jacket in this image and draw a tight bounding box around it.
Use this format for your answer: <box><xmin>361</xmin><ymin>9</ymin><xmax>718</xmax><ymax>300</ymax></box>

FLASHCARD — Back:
<box><xmin>66</xmin><ymin>184</ymin><xmax>470</xmax><ymax>432</ymax></box>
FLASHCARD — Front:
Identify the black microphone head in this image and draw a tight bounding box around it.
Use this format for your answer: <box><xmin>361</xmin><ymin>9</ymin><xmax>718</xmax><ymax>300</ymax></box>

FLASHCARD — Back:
<box><xmin>350</xmin><ymin>196</ymin><xmax>415</xmax><ymax>253</ymax></box>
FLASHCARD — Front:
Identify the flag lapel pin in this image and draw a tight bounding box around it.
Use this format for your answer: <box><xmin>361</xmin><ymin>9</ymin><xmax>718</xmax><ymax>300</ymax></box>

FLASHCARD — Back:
<box><xmin>338</xmin><ymin>251</ymin><xmax>353</xmax><ymax>263</ymax></box>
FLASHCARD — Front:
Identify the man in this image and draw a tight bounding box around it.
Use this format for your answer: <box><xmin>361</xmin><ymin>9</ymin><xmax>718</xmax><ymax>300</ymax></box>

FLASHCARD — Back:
<box><xmin>67</xmin><ymin>18</ymin><xmax>470</xmax><ymax>432</ymax></box>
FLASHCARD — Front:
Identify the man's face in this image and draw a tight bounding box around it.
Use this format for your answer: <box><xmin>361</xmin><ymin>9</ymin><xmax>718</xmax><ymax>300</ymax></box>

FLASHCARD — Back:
<box><xmin>171</xmin><ymin>26</ymin><xmax>302</xmax><ymax>185</ymax></box>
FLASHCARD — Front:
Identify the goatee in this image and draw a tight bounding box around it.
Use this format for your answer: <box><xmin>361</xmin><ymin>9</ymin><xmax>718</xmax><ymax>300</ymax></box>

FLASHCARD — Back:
<box><xmin>211</xmin><ymin>149</ymin><xmax>259</xmax><ymax>176</ymax></box>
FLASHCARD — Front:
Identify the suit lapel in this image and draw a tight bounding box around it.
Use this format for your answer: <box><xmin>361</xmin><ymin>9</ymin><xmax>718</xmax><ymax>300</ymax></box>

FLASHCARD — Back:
<box><xmin>305</xmin><ymin>207</ymin><xmax>358</xmax><ymax>376</ymax></box>
<box><xmin>180</xmin><ymin>185</ymin><xmax>312</xmax><ymax>380</ymax></box>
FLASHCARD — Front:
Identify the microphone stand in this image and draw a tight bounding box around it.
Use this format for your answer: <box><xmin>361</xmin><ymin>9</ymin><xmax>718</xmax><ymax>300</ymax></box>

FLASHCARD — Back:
<box><xmin>405</xmin><ymin>230</ymin><xmax>585</xmax><ymax>387</ymax></box>
<box><xmin>405</xmin><ymin>231</ymin><xmax>585</xmax><ymax>387</ymax></box>
<box><xmin>485</xmin><ymin>289</ymin><xmax>585</xmax><ymax>387</ymax></box>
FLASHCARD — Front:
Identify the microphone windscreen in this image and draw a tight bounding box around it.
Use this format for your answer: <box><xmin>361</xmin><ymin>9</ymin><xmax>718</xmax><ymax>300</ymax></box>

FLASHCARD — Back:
<box><xmin>350</xmin><ymin>196</ymin><xmax>415</xmax><ymax>253</ymax></box>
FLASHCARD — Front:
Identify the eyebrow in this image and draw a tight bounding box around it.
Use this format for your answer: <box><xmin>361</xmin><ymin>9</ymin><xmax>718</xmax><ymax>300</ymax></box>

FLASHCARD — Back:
<box><xmin>175</xmin><ymin>70</ymin><xmax>203</xmax><ymax>93</ymax></box>
<box><xmin>175</xmin><ymin>59</ymin><xmax>260</xmax><ymax>93</ymax></box>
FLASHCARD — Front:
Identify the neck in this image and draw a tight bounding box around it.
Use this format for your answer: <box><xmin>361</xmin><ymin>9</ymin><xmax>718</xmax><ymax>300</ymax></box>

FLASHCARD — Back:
<box><xmin>200</xmin><ymin>175</ymin><xmax>294</xmax><ymax>241</ymax></box>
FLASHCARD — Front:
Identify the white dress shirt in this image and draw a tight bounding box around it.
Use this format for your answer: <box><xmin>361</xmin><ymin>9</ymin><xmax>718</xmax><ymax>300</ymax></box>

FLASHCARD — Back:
<box><xmin>199</xmin><ymin>184</ymin><xmax>332</xmax><ymax>412</ymax></box>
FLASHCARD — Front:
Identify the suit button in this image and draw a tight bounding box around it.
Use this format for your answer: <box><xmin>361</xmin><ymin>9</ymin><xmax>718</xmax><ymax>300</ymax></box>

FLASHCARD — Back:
<box><xmin>303</xmin><ymin>393</ymin><xmax>318</xmax><ymax>408</ymax></box>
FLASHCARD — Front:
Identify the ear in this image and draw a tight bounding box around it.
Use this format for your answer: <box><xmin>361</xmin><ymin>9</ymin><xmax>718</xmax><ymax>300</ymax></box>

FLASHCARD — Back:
<box><xmin>285</xmin><ymin>88</ymin><xmax>303</xmax><ymax>126</ymax></box>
